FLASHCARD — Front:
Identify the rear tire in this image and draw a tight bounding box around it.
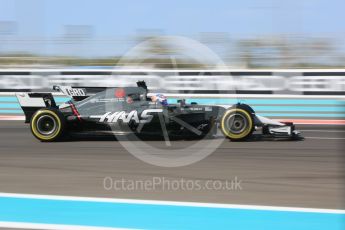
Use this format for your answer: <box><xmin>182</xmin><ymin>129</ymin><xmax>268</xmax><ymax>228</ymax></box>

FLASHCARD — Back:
<box><xmin>220</xmin><ymin>108</ymin><xmax>254</xmax><ymax>141</ymax></box>
<box><xmin>30</xmin><ymin>108</ymin><xmax>66</xmax><ymax>142</ymax></box>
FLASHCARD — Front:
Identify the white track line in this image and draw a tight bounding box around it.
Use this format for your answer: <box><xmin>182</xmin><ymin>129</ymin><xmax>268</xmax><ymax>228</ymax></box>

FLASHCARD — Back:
<box><xmin>0</xmin><ymin>116</ymin><xmax>25</xmax><ymax>121</ymax></box>
<box><xmin>0</xmin><ymin>192</ymin><xmax>344</xmax><ymax>214</ymax></box>
<box><xmin>300</xmin><ymin>130</ymin><xmax>345</xmax><ymax>133</ymax></box>
<box><xmin>305</xmin><ymin>136</ymin><xmax>345</xmax><ymax>140</ymax></box>
<box><xmin>0</xmin><ymin>222</ymin><xmax>131</xmax><ymax>230</ymax></box>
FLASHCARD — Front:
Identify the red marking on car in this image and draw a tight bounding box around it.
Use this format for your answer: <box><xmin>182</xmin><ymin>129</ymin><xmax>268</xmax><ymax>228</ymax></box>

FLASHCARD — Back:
<box><xmin>115</xmin><ymin>88</ymin><xmax>126</xmax><ymax>98</ymax></box>
<box><xmin>69</xmin><ymin>101</ymin><xmax>82</xmax><ymax>121</ymax></box>
<box><xmin>276</xmin><ymin>119</ymin><xmax>345</xmax><ymax>125</ymax></box>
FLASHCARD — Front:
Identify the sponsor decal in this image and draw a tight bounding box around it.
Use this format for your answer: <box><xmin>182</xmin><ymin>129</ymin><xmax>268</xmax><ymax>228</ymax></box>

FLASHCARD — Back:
<box><xmin>58</xmin><ymin>86</ymin><xmax>86</xmax><ymax>97</ymax></box>
<box><xmin>115</xmin><ymin>88</ymin><xmax>126</xmax><ymax>98</ymax></box>
<box><xmin>89</xmin><ymin>98</ymin><xmax>125</xmax><ymax>103</ymax></box>
<box><xmin>189</xmin><ymin>107</ymin><xmax>202</xmax><ymax>111</ymax></box>
<box><xmin>91</xmin><ymin>109</ymin><xmax>163</xmax><ymax>124</ymax></box>
<box><xmin>66</xmin><ymin>88</ymin><xmax>86</xmax><ymax>96</ymax></box>
<box><xmin>196</xmin><ymin>123</ymin><xmax>208</xmax><ymax>130</ymax></box>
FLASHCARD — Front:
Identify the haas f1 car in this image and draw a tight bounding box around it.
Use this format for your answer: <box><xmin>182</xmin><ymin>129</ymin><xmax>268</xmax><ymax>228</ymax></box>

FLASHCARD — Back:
<box><xmin>16</xmin><ymin>81</ymin><xmax>301</xmax><ymax>142</ymax></box>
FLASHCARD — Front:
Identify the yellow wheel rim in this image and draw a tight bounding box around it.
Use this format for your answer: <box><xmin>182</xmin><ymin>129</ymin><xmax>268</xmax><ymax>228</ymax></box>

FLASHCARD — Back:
<box><xmin>31</xmin><ymin>110</ymin><xmax>61</xmax><ymax>140</ymax></box>
<box><xmin>221</xmin><ymin>109</ymin><xmax>253</xmax><ymax>139</ymax></box>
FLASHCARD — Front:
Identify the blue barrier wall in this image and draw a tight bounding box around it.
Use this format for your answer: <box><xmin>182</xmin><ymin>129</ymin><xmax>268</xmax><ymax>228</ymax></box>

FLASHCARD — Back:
<box><xmin>1</xmin><ymin>95</ymin><xmax>344</xmax><ymax>119</ymax></box>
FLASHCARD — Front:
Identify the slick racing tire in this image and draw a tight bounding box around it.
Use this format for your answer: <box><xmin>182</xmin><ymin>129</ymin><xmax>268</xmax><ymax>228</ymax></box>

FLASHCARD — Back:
<box><xmin>220</xmin><ymin>108</ymin><xmax>254</xmax><ymax>141</ymax></box>
<box><xmin>30</xmin><ymin>108</ymin><xmax>66</xmax><ymax>142</ymax></box>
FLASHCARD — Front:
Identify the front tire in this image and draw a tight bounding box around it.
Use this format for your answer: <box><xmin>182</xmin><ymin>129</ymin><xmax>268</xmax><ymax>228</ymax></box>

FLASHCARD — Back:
<box><xmin>30</xmin><ymin>108</ymin><xmax>66</xmax><ymax>142</ymax></box>
<box><xmin>220</xmin><ymin>108</ymin><xmax>254</xmax><ymax>141</ymax></box>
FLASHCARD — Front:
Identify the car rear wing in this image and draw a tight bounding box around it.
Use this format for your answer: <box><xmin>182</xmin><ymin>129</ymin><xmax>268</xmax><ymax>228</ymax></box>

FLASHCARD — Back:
<box><xmin>16</xmin><ymin>92</ymin><xmax>57</xmax><ymax>123</ymax></box>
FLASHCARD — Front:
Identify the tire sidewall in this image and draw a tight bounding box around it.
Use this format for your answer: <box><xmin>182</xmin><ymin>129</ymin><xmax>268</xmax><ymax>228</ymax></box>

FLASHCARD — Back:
<box><xmin>220</xmin><ymin>108</ymin><xmax>254</xmax><ymax>141</ymax></box>
<box><xmin>30</xmin><ymin>108</ymin><xmax>65</xmax><ymax>141</ymax></box>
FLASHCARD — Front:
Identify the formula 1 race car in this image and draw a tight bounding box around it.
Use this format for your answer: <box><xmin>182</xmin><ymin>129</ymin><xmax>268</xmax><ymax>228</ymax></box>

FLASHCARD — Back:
<box><xmin>16</xmin><ymin>81</ymin><xmax>301</xmax><ymax>142</ymax></box>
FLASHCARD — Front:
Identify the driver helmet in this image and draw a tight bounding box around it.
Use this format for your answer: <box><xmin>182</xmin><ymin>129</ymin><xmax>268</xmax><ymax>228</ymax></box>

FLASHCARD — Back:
<box><xmin>151</xmin><ymin>93</ymin><xmax>168</xmax><ymax>106</ymax></box>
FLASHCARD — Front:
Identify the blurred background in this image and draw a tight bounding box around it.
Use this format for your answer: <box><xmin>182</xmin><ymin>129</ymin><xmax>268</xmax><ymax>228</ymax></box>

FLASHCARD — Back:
<box><xmin>0</xmin><ymin>0</ymin><xmax>344</xmax><ymax>69</ymax></box>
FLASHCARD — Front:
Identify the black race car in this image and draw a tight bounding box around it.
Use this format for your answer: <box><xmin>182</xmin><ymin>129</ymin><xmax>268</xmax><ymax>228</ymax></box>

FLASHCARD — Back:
<box><xmin>16</xmin><ymin>81</ymin><xmax>301</xmax><ymax>142</ymax></box>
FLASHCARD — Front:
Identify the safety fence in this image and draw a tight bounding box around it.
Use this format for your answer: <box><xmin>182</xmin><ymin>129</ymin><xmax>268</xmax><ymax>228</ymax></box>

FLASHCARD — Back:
<box><xmin>0</xmin><ymin>69</ymin><xmax>345</xmax><ymax>95</ymax></box>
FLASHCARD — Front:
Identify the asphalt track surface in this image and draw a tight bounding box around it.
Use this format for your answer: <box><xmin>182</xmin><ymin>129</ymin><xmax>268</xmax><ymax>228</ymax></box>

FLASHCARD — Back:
<box><xmin>0</xmin><ymin>121</ymin><xmax>344</xmax><ymax>210</ymax></box>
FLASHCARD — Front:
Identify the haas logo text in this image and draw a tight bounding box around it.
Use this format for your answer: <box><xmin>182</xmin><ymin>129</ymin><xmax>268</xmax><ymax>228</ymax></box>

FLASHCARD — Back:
<box><xmin>91</xmin><ymin>109</ymin><xmax>162</xmax><ymax>124</ymax></box>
